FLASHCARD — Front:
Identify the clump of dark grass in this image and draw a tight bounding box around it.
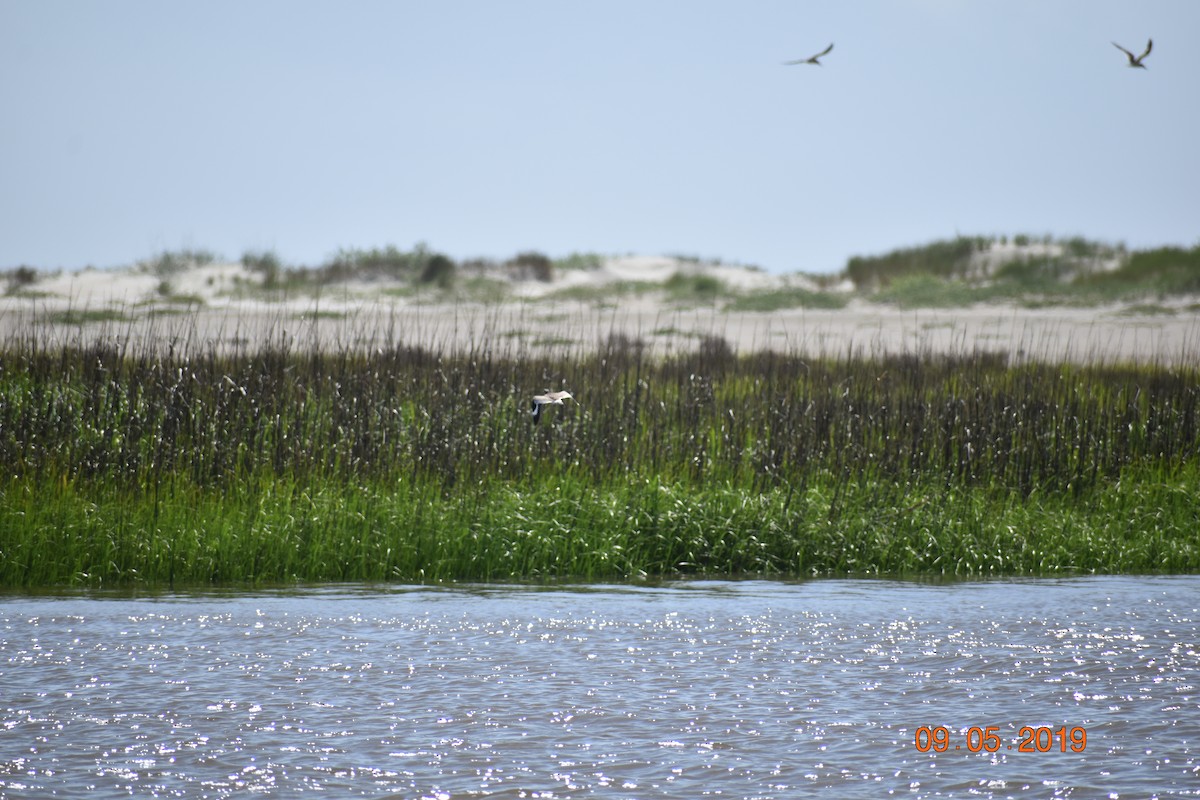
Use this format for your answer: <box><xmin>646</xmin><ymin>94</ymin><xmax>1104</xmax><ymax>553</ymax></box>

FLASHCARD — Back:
<box><xmin>5</xmin><ymin>266</ymin><xmax>40</xmax><ymax>295</ymax></box>
<box><xmin>138</xmin><ymin>248</ymin><xmax>219</xmax><ymax>277</ymax></box>
<box><xmin>1082</xmin><ymin>244</ymin><xmax>1200</xmax><ymax>297</ymax></box>
<box><xmin>318</xmin><ymin>244</ymin><xmax>447</xmax><ymax>285</ymax></box>
<box><xmin>0</xmin><ymin>325</ymin><xmax>1197</xmax><ymax>587</ymax></box>
<box><xmin>847</xmin><ymin>236</ymin><xmax>990</xmax><ymax>289</ymax></box>
<box><xmin>664</xmin><ymin>271</ymin><xmax>724</xmax><ymax>304</ymax></box>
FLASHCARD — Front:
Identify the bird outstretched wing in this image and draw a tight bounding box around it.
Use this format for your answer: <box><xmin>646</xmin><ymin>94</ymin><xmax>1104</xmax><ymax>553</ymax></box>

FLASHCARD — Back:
<box><xmin>1112</xmin><ymin>39</ymin><xmax>1153</xmax><ymax>66</ymax></box>
<box><xmin>784</xmin><ymin>42</ymin><xmax>833</xmax><ymax>65</ymax></box>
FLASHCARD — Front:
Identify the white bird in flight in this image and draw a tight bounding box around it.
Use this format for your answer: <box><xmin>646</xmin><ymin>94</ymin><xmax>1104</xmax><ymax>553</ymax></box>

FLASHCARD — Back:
<box><xmin>784</xmin><ymin>43</ymin><xmax>834</xmax><ymax>66</ymax></box>
<box><xmin>530</xmin><ymin>390</ymin><xmax>575</xmax><ymax>424</ymax></box>
<box><xmin>1112</xmin><ymin>39</ymin><xmax>1152</xmax><ymax>68</ymax></box>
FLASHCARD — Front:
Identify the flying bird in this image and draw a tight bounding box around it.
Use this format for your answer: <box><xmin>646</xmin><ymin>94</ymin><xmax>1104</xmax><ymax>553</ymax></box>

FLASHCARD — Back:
<box><xmin>784</xmin><ymin>43</ymin><xmax>834</xmax><ymax>66</ymax></box>
<box><xmin>530</xmin><ymin>390</ymin><xmax>574</xmax><ymax>424</ymax></box>
<box><xmin>1112</xmin><ymin>39</ymin><xmax>1152</xmax><ymax>68</ymax></box>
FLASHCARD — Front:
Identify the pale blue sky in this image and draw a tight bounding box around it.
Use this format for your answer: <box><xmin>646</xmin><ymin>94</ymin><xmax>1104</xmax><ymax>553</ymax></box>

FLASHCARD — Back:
<box><xmin>2</xmin><ymin>1</ymin><xmax>1197</xmax><ymax>274</ymax></box>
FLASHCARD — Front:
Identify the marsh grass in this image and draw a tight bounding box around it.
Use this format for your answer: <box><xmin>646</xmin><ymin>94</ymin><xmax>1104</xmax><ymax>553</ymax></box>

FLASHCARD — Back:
<box><xmin>1</xmin><ymin>325</ymin><xmax>1197</xmax><ymax>587</ymax></box>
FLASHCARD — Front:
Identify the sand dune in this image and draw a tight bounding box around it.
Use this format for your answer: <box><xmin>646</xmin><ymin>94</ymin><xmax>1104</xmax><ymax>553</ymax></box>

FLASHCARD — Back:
<box><xmin>2</xmin><ymin>257</ymin><xmax>1197</xmax><ymax>365</ymax></box>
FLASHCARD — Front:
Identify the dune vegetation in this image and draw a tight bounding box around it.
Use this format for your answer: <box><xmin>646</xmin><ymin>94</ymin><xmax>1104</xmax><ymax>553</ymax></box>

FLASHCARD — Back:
<box><xmin>848</xmin><ymin>236</ymin><xmax>1200</xmax><ymax>309</ymax></box>
<box><xmin>1</xmin><ymin>319</ymin><xmax>1197</xmax><ymax>589</ymax></box>
<box><xmin>9</xmin><ymin>234</ymin><xmax>1199</xmax><ymax>313</ymax></box>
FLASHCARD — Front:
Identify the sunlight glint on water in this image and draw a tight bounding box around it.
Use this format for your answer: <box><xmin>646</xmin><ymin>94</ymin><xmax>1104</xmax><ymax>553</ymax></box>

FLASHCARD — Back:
<box><xmin>1</xmin><ymin>577</ymin><xmax>1197</xmax><ymax>798</ymax></box>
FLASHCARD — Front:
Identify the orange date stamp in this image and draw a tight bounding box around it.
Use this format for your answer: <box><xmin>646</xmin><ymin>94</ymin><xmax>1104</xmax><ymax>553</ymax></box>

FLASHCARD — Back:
<box><xmin>914</xmin><ymin>725</ymin><xmax>1087</xmax><ymax>753</ymax></box>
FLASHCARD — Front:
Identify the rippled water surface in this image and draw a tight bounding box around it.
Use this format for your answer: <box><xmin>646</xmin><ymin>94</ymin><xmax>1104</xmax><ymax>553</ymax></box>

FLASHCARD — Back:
<box><xmin>1</xmin><ymin>577</ymin><xmax>1197</xmax><ymax>798</ymax></box>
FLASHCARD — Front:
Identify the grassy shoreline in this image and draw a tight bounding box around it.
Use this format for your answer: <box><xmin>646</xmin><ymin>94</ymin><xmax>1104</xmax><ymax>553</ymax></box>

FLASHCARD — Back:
<box><xmin>1</xmin><ymin>331</ymin><xmax>1197</xmax><ymax>588</ymax></box>
<box><xmin>4</xmin><ymin>465</ymin><xmax>1197</xmax><ymax>587</ymax></box>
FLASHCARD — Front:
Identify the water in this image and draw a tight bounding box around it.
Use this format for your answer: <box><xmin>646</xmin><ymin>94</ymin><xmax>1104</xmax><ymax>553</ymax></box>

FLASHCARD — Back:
<box><xmin>1</xmin><ymin>577</ymin><xmax>1197</xmax><ymax>799</ymax></box>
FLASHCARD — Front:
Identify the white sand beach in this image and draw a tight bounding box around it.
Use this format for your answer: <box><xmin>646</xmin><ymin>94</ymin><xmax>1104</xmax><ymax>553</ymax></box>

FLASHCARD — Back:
<box><xmin>2</xmin><ymin>256</ymin><xmax>1197</xmax><ymax>365</ymax></box>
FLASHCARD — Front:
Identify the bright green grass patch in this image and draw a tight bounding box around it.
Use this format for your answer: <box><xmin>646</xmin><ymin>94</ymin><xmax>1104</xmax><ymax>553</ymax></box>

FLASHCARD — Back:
<box><xmin>727</xmin><ymin>286</ymin><xmax>850</xmax><ymax>312</ymax></box>
<box><xmin>872</xmin><ymin>274</ymin><xmax>997</xmax><ymax>308</ymax></box>
<box><xmin>2</xmin><ymin>464</ymin><xmax>1196</xmax><ymax>588</ymax></box>
<box><xmin>46</xmin><ymin>308</ymin><xmax>130</xmax><ymax>325</ymax></box>
<box><xmin>540</xmin><ymin>280</ymin><xmax>657</xmax><ymax>306</ymax></box>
